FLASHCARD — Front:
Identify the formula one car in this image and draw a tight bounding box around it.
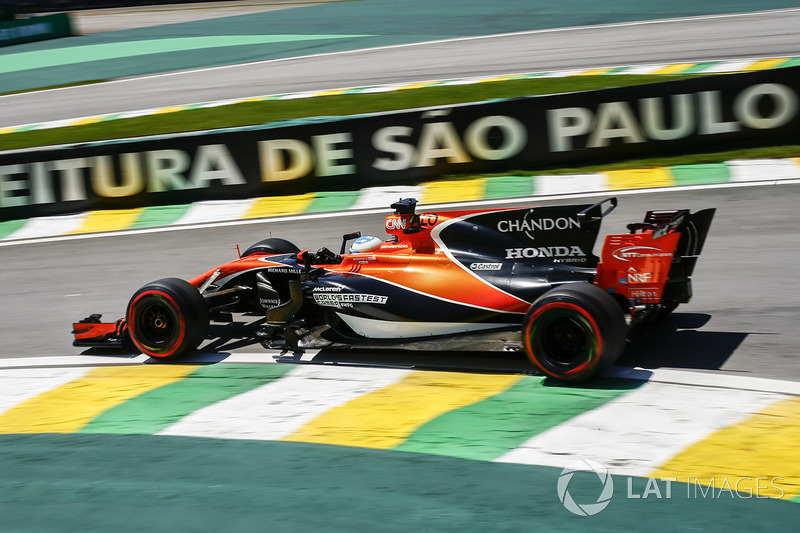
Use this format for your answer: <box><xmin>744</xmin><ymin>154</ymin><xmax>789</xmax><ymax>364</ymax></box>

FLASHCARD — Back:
<box><xmin>73</xmin><ymin>197</ymin><xmax>714</xmax><ymax>382</ymax></box>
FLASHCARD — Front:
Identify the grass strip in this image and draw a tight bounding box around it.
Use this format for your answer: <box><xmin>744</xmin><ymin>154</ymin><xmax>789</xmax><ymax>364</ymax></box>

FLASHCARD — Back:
<box><xmin>1</xmin><ymin>74</ymin><xmax>698</xmax><ymax>151</ymax></box>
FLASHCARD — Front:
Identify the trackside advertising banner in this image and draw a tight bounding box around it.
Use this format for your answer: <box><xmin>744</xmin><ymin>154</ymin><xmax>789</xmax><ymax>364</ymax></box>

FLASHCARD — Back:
<box><xmin>1</xmin><ymin>66</ymin><xmax>799</xmax><ymax>221</ymax></box>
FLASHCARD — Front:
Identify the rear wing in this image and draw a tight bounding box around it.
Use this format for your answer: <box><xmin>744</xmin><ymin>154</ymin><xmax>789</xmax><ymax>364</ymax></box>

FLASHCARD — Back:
<box><xmin>596</xmin><ymin>207</ymin><xmax>715</xmax><ymax>309</ymax></box>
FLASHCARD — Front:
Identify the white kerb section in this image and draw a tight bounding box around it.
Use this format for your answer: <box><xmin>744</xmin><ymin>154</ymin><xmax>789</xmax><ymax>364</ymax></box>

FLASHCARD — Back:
<box><xmin>535</xmin><ymin>173</ymin><xmax>607</xmax><ymax>196</ymax></box>
<box><xmin>727</xmin><ymin>159</ymin><xmax>800</xmax><ymax>182</ymax></box>
<box><xmin>494</xmin><ymin>381</ymin><xmax>785</xmax><ymax>477</ymax></box>
<box><xmin>0</xmin><ymin>367</ymin><xmax>91</xmax><ymax>416</ymax></box>
<box><xmin>159</xmin><ymin>364</ymin><xmax>411</xmax><ymax>440</ymax></box>
<box><xmin>5</xmin><ymin>213</ymin><xmax>87</xmax><ymax>240</ymax></box>
<box><xmin>336</xmin><ymin>313</ymin><xmax>516</xmax><ymax>339</ymax></box>
<box><xmin>174</xmin><ymin>198</ymin><xmax>256</xmax><ymax>225</ymax></box>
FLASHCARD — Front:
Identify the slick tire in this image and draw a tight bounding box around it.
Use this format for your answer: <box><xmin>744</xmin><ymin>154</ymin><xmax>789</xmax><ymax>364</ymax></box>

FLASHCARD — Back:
<box><xmin>242</xmin><ymin>238</ymin><xmax>300</xmax><ymax>257</ymax></box>
<box><xmin>126</xmin><ymin>278</ymin><xmax>209</xmax><ymax>360</ymax></box>
<box><xmin>523</xmin><ymin>283</ymin><xmax>626</xmax><ymax>383</ymax></box>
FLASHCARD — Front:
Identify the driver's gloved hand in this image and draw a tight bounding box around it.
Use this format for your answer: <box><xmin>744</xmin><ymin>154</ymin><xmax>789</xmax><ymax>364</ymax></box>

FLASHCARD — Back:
<box><xmin>315</xmin><ymin>247</ymin><xmax>341</xmax><ymax>264</ymax></box>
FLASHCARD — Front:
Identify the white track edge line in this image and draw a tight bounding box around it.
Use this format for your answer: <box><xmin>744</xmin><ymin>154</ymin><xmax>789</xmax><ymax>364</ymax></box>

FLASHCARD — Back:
<box><xmin>0</xmin><ymin>353</ymin><xmax>797</xmax><ymax>395</ymax></box>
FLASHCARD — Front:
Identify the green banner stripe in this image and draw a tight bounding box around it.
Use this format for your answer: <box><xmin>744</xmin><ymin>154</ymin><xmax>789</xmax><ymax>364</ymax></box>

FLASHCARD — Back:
<box><xmin>393</xmin><ymin>376</ymin><xmax>642</xmax><ymax>461</ymax></box>
<box><xmin>483</xmin><ymin>175</ymin><xmax>535</xmax><ymax>199</ymax></box>
<box><xmin>129</xmin><ymin>204</ymin><xmax>192</xmax><ymax>229</ymax></box>
<box><xmin>79</xmin><ymin>364</ymin><xmax>292</xmax><ymax>435</ymax></box>
<box><xmin>0</xmin><ymin>218</ymin><xmax>26</xmax><ymax>239</ymax></box>
<box><xmin>305</xmin><ymin>190</ymin><xmax>360</xmax><ymax>213</ymax></box>
<box><xmin>670</xmin><ymin>163</ymin><xmax>731</xmax><ymax>186</ymax></box>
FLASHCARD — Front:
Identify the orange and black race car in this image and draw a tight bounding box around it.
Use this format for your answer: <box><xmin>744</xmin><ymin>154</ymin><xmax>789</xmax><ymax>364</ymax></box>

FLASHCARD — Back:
<box><xmin>73</xmin><ymin>197</ymin><xmax>714</xmax><ymax>382</ymax></box>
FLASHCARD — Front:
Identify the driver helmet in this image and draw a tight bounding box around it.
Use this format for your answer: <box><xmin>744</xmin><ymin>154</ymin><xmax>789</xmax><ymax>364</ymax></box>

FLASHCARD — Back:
<box><xmin>349</xmin><ymin>235</ymin><xmax>382</xmax><ymax>253</ymax></box>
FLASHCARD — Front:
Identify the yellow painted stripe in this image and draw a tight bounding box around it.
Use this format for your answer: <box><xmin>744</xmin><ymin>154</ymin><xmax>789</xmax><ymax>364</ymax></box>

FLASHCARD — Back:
<box><xmin>236</xmin><ymin>96</ymin><xmax>266</xmax><ymax>103</ymax></box>
<box><xmin>573</xmin><ymin>68</ymin><xmax>615</xmax><ymax>76</ymax></box>
<box><xmin>651</xmin><ymin>63</ymin><xmax>697</xmax><ymax>75</ymax></box>
<box><xmin>397</xmin><ymin>81</ymin><xmax>435</xmax><ymax>90</ymax></box>
<box><xmin>477</xmin><ymin>74</ymin><xmax>518</xmax><ymax>83</ymax></box>
<box><xmin>0</xmin><ymin>365</ymin><xmax>196</xmax><ymax>433</ymax></box>
<box><xmin>421</xmin><ymin>179</ymin><xmax>486</xmax><ymax>205</ymax></box>
<box><xmin>652</xmin><ymin>397</ymin><xmax>800</xmax><ymax>499</ymax></box>
<box><xmin>153</xmin><ymin>106</ymin><xmax>188</xmax><ymax>115</ymax></box>
<box><xmin>743</xmin><ymin>58</ymin><xmax>790</xmax><ymax>71</ymax></box>
<box><xmin>314</xmin><ymin>88</ymin><xmax>350</xmax><ymax>96</ymax></box>
<box><xmin>0</xmin><ymin>127</ymin><xmax>17</xmax><ymax>134</ymax></box>
<box><xmin>71</xmin><ymin>116</ymin><xmax>104</xmax><ymax>127</ymax></box>
<box><xmin>605</xmin><ymin>167</ymin><xmax>675</xmax><ymax>190</ymax></box>
<box><xmin>68</xmin><ymin>208</ymin><xmax>144</xmax><ymax>234</ymax></box>
<box><xmin>282</xmin><ymin>372</ymin><xmax>522</xmax><ymax>449</ymax></box>
<box><xmin>243</xmin><ymin>193</ymin><xmax>316</xmax><ymax>219</ymax></box>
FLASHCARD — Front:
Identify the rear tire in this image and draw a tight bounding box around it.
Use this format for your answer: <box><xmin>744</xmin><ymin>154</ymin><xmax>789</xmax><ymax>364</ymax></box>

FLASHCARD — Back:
<box><xmin>242</xmin><ymin>238</ymin><xmax>300</xmax><ymax>257</ymax></box>
<box><xmin>126</xmin><ymin>278</ymin><xmax>209</xmax><ymax>360</ymax></box>
<box><xmin>523</xmin><ymin>283</ymin><xmax>626</xmax><ymax>383</ymax></box>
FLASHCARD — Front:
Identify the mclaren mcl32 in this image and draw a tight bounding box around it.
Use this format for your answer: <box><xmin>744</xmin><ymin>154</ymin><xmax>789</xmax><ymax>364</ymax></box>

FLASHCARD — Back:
<box><xmin>73</xmin><ymin>197</ymin><xmax>714</xmax><ymax>382</ymax></box>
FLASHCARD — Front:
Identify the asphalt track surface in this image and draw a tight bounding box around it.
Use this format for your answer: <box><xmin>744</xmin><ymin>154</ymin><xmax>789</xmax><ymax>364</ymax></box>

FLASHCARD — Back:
<box><xmin>3</xmin><ymin>183</ymin><xmax>799</xmax><ymax>383</ymax></box>
<box><xmin>2</xmin><ymin>6</ymin><xmax>800</xmax><ymax>127</ymax></box>
<box><xmin>0</xmin><ymin>2</ymin><xmax>798</xmax><ymax>383</ymax></box>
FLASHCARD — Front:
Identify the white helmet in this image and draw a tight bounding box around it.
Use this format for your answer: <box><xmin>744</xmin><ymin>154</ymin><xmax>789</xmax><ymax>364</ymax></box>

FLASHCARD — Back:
<box><xmin>349</xmin><ymin>235</ymin><xmax>382</xmax><ymax>253</ymax></box>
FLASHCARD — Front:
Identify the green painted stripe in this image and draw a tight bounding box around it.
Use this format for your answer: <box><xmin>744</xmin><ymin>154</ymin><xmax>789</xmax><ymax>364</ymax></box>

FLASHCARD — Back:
<box><xmin>0</xmin><ymin>218</ymin><xmax>27</xmax><ymax>239</ymax></box>
<box><xmin>79</xmin><ymin>364</ymin><xmax>292</xmax><ymax>435</ymax></box>
<box><xmin>129</xmin><ymin>204</ymin><xmax>192</xmax><ymax>229</ymax></box>
<box><xmin>670</xmin><ymin>163</ymin><xmax>731</xmax><ymax>186</ymax></box>
<box><xmin>483</xmin><ymin>176</ymin><xmax>535</xmax><ymax>199</ymax></box>
<box><xmin>305</xmin><ymin>190</ymin><xmax>359</xmax><ymax>213</ymax></box>
<box><xmin>682</xmin><ymin>61</ymin><xmax>722</xmax><ymax>74</ymax></box>
<box><xmin>779</xmin><ymin>57</ymin><xmax>800</xmax><ymax>69</ymax></box>
<box><xmin>393</xmin><ymin>376</ymin><xmax>642</xmax><ymax>461</ymax></box>
<box><xmin>607</xmin><ymin>67</ymin><xmax>630</xmax><ymax>74</ymax></box>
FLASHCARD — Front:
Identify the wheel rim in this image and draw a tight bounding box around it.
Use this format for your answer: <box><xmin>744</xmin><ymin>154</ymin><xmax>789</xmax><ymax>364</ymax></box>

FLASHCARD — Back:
<box><xmin>526</xmin><ymin>302</ymin><xmax>601</xmax><ymax>374</ymax></box>
<box><xmin>138</xmin><ymin>300</ymin><xmax>178</xmax><ymax>346</ymax></box>
<box><xmin>539</xmin><ymin>314</ymin><xmax>590</xmax><ymax>366</ymax></box>
<box><xmin>129</xmin><ymin>291</ymin><xmax>186</xmax><ymax>356</ymax></box>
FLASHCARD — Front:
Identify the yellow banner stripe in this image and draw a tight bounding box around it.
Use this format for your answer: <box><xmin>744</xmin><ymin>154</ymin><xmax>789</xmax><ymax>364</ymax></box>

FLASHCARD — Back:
<box><xmin>652</xmin><ymin>397</ymin><xmax>800</xmax><ymax>499</ymax></box>
<box><xmin>651</xmin><ymin>63</ymin><xmax>697</xmax><ymax>75</ymax></box>
<box><xmin>243</xmin><ymin>193</ymin><xmax>316</xmax><ymax>219</ymax></box>
<box><xmin>68</xmin><ymin>208</ymin><xmax>144</xmax><ymax>234</ymax></box>
<box><xmin>281</xmin><ymin>372</ymin><xmax>522</xmax><ymax>449</ymax></box>
<box><xmin>0</xmin><ymin>365</ymin><xmax>196</xmax><ymax>434</ymax></box>
<box><xmin>573</xmin><ymin>68</ymin><xmax>615</xmax><ymax>76</ymax></box>
<box><xmin>421</xmin><ymin>179</ymin><xmax>486</xmax><ymax>205</ymax></box>
<box><xmin>744</xmin><ymin>58</ymin><xmax>790</xmax><ymax>71</ymax></box>
<box><xmin>605</xmin><ymin>167</ymin><xmax>675</xmax><ymax>190</ymax></box>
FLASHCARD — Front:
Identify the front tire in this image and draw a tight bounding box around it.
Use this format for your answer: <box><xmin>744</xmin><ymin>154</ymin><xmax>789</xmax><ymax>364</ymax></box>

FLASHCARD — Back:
<box><xmin>126</xmin><ymin>278</ymin><xmax>209</xmax><ymax>360</ymax></box>
<box><xmin>242</xmin><ymin>238</ymin><xmax>300</xmax><ymax>257</ymax></box>
<box><xmin>523</xmin><ymin>283</ymin><xmax>626</xmax><ymax>383</ymax></box>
